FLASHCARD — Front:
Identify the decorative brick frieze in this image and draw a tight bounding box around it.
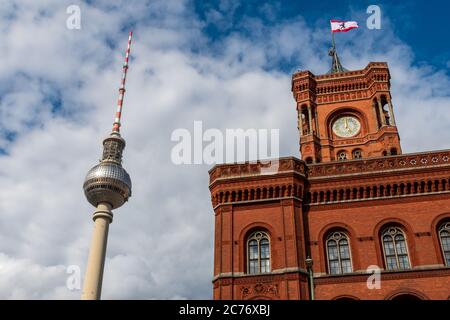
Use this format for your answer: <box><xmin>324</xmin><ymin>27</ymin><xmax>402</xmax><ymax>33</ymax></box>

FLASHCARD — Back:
<box><xmin>292</xmin><ymin>62</ymin><xmax>390</xmax><ymax>105</ymax></box>
<box><xmin>241</xmin><ymin>283</ymin><xmax>279</xmax><ymax>299</ymax></box>
<box><xmin>209</xmin><ymin>157</ymin><xmax>307</xmax><ymax>184</ymax></box>
<box><xmin>308</xmin><ymin>150</ymin><xmax>450</xmax><ymax>178</ymax></box>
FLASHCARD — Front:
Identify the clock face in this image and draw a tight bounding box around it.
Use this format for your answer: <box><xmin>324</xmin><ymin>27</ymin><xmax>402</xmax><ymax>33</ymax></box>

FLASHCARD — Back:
<box><xmin>332</xmin><ymin>116</ymin><xmax>361</xmax><ymax>138</ymax></box>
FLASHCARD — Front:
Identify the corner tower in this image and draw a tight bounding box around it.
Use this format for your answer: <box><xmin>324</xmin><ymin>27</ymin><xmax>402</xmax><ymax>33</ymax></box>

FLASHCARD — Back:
<box><xmin>292</xmin><ymin>62</ymin><xmax>401</xmax><ymax>163</ymax></box>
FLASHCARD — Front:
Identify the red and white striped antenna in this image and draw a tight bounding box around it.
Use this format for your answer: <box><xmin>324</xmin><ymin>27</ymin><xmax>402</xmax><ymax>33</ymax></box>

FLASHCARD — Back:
<box><xmin>112</xmin><ymin>31</ymin><xmax>133</xmax><ymax>134</ymax></box>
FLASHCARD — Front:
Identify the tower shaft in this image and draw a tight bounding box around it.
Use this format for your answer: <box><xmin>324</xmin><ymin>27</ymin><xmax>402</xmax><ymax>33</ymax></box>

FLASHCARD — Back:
<box><xmin>81</xmin><ymin>203</ymin><xmax>113</xmax><ymax>300</ymax></box>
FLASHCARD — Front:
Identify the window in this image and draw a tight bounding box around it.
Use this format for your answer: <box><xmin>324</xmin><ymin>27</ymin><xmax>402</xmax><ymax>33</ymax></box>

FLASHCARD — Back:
<box><xmin>390</xmin><ymin>294</ymin><xmax>422</xmax><ymax>301</ymax></box>
<box><xmin>381</xmin><ymin>227</ymin><xmax>410</xmax><ymax>270</ymax></box>
<box><xmin>337</xmin><ymin>151</ymin><xmax>347</xmax><ymax>161</ymax></box>
<box><xmin>247</xmin><ymin>231</ymin><xmax>270</xmax><ymax>274</ymax></box>
<box><xmin>301</xmin><ymin>113</ymin><xmax>308</xmax><ymax>135</ymax></box>
<box><xmin>383</xmin><ymin>106</ymin><xmax>391</xmax><ymax>125</ymax></box>
<box><xmin>352</xmin><ymin>149</ymin><xmax>362</xmax><ymax>159</ymax></box>
<box><xmin>391</xmin><ymin>148</ymin><xmax>398</xmax><ymax>156</ymax></box>
<box><xmin>326</xmin><ymin>231</ymin><xmax>352</xmax><ymax>274</ymax></box>
<box><xmin>438</xmin><ymin>222</ymin><xmax>450</xmax><ymax>266</ymax></box>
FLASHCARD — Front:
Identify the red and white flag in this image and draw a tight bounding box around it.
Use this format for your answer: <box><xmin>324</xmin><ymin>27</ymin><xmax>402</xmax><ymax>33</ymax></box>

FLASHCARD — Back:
<box><xmin>330</xmin><ymin>20</ymin><xmax>359</xmax><ymax>32</ymax></box>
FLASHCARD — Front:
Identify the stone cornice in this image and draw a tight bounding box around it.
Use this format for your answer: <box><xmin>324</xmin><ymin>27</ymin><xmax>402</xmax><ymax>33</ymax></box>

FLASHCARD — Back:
<box><xmin>212</xmin><ymin>267</ymin><xmax>309</xmax><ymax>283</ymax></box>
<box><xmin>313</xmin><ymin>266</ymin><xmax>450</xmax><ymax>285</ymax></box>
<box><xmin>308</xmin><ymin>149</ymin><xmax>450</xmax><ymax>179</ymax></box>
<box><xmin>209</xmin><ymin>157</ymin><xmax>307</xmax><ymax>186</ymax></box>
<box><xmin>212</xmin><ymin>196</ymin><xmax>303</xmax><ymax>211</ymax></box>
<box><xmin>292</xmin><ymin>62</ymin><xmax>389</xmax><ymax>83</ymax></box>
<box><xmin>306</xmin><ymin>191</ymin><xmax>450</xmax><ymax>210</ymax></box>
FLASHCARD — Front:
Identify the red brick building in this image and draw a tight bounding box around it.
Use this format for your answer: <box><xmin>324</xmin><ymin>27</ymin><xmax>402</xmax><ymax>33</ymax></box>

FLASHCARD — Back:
<box><xmin>208</xmin><ymin>60</ymin><xmax>450</xmax><ymax>300</ymax></box>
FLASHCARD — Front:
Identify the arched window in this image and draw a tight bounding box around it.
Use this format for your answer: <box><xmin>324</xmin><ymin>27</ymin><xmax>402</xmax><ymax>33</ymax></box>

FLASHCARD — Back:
<box><xmin>381</xmin><ymin>227</ymin><xmax>410</xmax><ymax>270</ymax></box>
<box><xmin>247</xmin><ymin>231</ymin><xmax>270</xmax><ymax>274</ymax></box>
<box><xmin>352</xmin><ymin>149</ymin><xmax>362</xmax><ymax>159</ymax></box>
<box><xmin>326</xmin><ymin>231</ymin><xmax>352</xmax><ymax>274</ymax></box>
<box><xmin>337</xmin><ymin>151</ymin><xmax>347</xmax><ymax>161</ymax></box>
<box><xmin>390</xmin><ymin>294</ymin><xmax>422</xmax><ymax>301</ymax></box>
<box><xmin>301</xmin><ymin>113</ymin><xmax>308</xmax><ymax>135</ymax></box>
<box><xmin>438</xmin><ymin>222</ymin><xmax>450</xmax><ymax>266</ymax></box>
<box><xmin>333</xmin><ymin>296</ymin><xmax>359</xmax><ymax>301</ymax></box>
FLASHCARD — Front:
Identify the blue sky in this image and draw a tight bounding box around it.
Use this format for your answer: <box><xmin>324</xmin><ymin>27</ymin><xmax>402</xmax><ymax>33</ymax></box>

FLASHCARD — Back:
<box><xmin>194</xmin><ymin>0</ymin><xmax>450</xmax><ymax>72</ymax></box>
<box><xmin>0</xmin><ymin>0</ymin><xmax>449</xmax><ymax>299</ymax></box>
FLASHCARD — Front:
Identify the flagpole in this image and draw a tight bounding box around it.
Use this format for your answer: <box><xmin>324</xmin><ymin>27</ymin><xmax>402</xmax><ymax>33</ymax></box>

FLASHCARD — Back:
<box><xmin>331</xmin><ymin>30</ymin><xmax>336</xmax><ymax>50</ymax></box>
<box><xmin>328</xmin><ymin>25</ymin><xmax>344</xmax><ymax>73</ymax></box>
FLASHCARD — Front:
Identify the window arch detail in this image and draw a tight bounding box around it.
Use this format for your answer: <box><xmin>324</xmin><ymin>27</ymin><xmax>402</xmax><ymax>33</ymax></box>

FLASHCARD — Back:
<box><xmin>438</xmin><ymin>222</ymin><xmax>450</xmax><ymax>266</ymax></box>
<box><xmin>352</xmin><ymin>149</ymin><xmax>362</xmax><ymax>159</ymax></box>
<box><xmin>381</xmin><ymin>226</ymin><xmax>411</xmax><ymax>270</ymax></box>
<box><xmin>326</xmin><ymin>231</ymin><xmax>352</xmax><ymax>274</ymax></box>
<box><xmin>247</xmin><ymin>231</ymin><xmax>270</xmax><ymax>274</ymax></box>
<box><xmin>337</xmin><ymin>151</ymin><xmax>347</xmax><ymax>161</ymax></box>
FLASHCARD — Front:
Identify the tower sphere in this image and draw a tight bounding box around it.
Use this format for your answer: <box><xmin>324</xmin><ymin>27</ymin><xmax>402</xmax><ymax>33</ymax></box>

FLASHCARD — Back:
<box><xmin>83</xmin><ymin>161</ymin><xmax>131</xmax><ymax>209</ymax></box>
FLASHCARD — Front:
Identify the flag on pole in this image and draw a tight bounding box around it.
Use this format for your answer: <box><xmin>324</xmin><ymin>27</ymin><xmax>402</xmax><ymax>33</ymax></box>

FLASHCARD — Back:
<box><xmin>330</xmin><ymin>20</ymin><xmax>359</xmax><ymax>32</ymax></box>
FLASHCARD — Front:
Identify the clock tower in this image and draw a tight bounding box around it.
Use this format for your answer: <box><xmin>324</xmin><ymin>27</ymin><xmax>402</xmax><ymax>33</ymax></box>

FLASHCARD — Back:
<box><xmin>292</xmin><ymin>58</ymin><xmax>401</xmax><ymax>163</ymax></box>
<box><xmin>209</xmin><ymin>41</ymin><xmax>450</xmax><ymax>301</ymax></box>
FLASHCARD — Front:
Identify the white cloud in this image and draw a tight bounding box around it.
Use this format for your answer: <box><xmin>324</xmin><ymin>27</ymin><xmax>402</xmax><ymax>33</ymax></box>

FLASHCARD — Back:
<box><xmin>0</xmin><ymin>0</ymin><xmax>449</xmax><ymax>299</ymax></box>
<box><xmin>0</xmin><ymin>253</ymin><xmax>77</xmax><ymax>299</ymax></box>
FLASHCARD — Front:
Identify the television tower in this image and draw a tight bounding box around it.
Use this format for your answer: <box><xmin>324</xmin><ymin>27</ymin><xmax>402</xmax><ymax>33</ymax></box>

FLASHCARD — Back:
<box><xmin>81</xmin><ymin>32</ymin><xmax>133</xmax><ymax>300</ymax></box>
